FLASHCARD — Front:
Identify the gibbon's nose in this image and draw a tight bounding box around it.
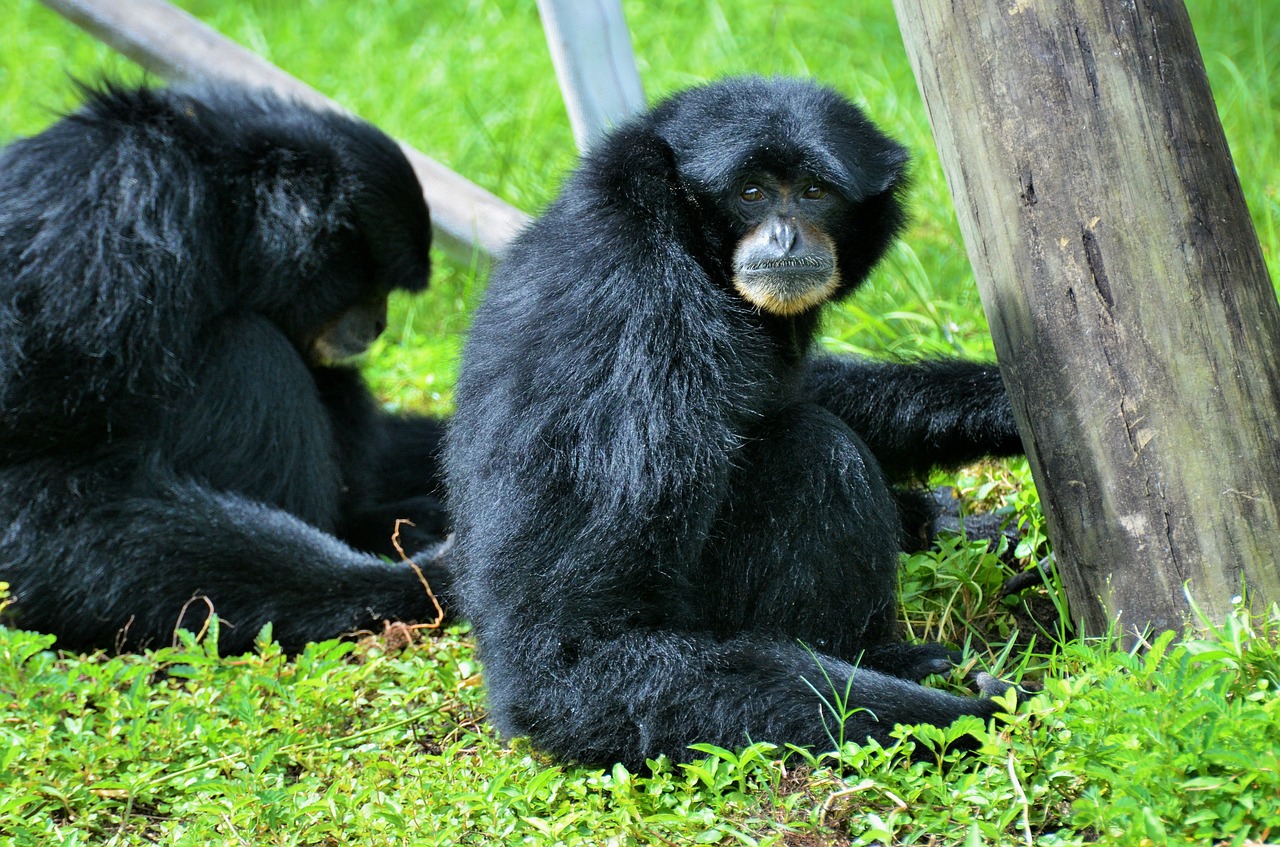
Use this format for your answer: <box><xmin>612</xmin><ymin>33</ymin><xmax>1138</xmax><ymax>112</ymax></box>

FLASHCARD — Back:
<box><xmin>768</xmin><ymin>217</ymin><xmax>799</xmax><ymax>252</ymax></box>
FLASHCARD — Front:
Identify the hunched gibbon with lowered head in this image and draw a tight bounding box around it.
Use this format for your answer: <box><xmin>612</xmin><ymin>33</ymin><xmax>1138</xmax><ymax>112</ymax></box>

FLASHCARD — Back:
<box><xmin>0</xmin><ymin>82</ymin><xmax>453</xmax><ymax>654</ymax></box>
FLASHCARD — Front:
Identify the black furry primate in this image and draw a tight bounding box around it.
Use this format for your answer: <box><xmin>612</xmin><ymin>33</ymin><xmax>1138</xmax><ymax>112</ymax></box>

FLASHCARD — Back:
<box><xmin>445</xmin><ymin>77</ymin><xmax>1025</xmax><ymax>768</ymax></box>
<box><xmin>0</xmin><ymin>83</ymin><xmax>452</xmax><ymax>654</ymax></box>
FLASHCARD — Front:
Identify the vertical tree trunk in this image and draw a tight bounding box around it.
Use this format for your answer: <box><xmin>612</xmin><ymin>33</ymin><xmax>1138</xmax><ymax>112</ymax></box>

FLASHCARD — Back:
<box><xmin>894</xmin><ymin>0</ymin><xmax>1280</xmax><ymax>641</ymax></box>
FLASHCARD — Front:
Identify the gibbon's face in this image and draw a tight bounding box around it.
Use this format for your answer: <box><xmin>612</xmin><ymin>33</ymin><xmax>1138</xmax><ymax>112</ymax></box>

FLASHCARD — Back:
<box><xmin>728</xmin><ymin>172</ymin><xmax>848</xmax><ymax>317</ymax></box>
<box><xmin>307</xmin><ymin>290</ymin><xmax>389</xmax><ymax>365</ymax></box>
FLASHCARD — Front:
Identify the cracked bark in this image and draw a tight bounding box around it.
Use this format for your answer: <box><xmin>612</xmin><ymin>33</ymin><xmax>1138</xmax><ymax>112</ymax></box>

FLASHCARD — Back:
<box><xmin>895</xmin><ymin>0</ymin><xmax>1280</xmax><ymax>642</ymax></box>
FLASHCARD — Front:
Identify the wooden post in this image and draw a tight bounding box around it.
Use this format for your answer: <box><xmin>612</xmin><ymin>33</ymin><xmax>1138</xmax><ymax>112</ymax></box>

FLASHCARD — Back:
<box><xmin>536</xmin><ymin>0</ymin><xmax>645</xmax><ymax>151</ymax></box>
<box><xmin>894</xmin><ymin>0</ymin><xmax>1280</xmax><ymax>641</ymax></box>
<box><xmin>38</xmin><ymin>0</ymin><xmax>529</xmax><ymax>263</ymax></box>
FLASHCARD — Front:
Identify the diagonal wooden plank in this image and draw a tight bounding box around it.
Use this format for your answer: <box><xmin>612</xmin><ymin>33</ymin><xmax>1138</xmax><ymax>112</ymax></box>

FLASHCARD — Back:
<box><xmin>37</xmin><ymin>0</ymin><xmax>529</xmax><ymax>263</ymax></box>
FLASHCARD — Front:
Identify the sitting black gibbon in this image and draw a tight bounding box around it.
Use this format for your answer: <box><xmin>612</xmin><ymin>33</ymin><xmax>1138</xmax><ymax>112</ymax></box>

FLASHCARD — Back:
<box><xmin>0</xmin><ymin>82</ymin><xmax>452</xmax><ymax>654</ymax></box>
<box><xmin>444</xmin><ymin>76</ymin><xmax>1026</xmax><ymax>768</ymax></box>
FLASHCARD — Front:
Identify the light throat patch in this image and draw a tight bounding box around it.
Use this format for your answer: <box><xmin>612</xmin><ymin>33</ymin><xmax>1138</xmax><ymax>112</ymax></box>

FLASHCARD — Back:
<box><xmin>732</xmin><ymin>264</ymin><xmax>841</xmax><ymax>317</ymax></box>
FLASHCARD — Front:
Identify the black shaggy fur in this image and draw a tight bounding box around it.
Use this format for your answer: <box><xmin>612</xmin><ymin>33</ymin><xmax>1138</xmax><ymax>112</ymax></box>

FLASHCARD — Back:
<box><xmin>0</xmin><ymin>83</ymin><xmax>451</xmax><ymax>654</ymax></box>
<box><xmin>445</xmin><ymin>77</ymin><xmax>1025</xmax><ymax>768</ymax></box>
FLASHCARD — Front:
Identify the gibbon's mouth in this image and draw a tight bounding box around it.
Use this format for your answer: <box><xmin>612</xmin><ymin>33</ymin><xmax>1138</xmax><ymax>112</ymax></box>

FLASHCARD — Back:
<box><xmin>738</xmin><ymin>255</ymin><xmax>836</xmax><ymax>274</ymax></box>
<box><xmin>309</xmin><ymin>333</ymin><xmax>375</xmax><ymax>365</ymax></box>
<box><xmin>732</xmin><ymin>261</ymin><xmax>841</xmax><ymax>316</ymax></box>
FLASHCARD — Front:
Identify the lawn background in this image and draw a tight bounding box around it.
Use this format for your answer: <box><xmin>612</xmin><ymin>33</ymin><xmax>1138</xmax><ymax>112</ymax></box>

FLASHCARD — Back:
<box><xmin>1</xmin><ymin>1</ymin><xmax>1279</xmax><ymax>845</ymax></box>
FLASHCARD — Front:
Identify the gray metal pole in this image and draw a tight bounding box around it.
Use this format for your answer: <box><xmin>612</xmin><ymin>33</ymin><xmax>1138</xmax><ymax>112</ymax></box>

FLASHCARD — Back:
<box><xmin>536</xmin><ymin>0</ymin><xmax>645</xmax><ymax>151</ymax></box>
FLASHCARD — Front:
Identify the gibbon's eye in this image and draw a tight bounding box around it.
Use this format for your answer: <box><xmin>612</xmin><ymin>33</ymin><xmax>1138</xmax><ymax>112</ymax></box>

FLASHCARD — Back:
<box><xmin>740</xmin><ymin>184</ymin><xmax>765</xmax><ymax>203</ymax></box>
<box><xmin>802</xmin><ymin>184</ymin><xmax>827</xmax><ymax>200</ymax></box>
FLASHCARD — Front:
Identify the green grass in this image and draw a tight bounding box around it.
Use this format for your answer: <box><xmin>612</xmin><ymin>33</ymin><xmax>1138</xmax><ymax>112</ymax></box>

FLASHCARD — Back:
<box><xmin>2</xmin><ymin>1</ymin><xmax>1279</xmax><ymax>844</ymax></box>
<box><xmin>3</xmin><ymin>588</ymin><xmax>1279</xmax><ymax>846</ymax></box>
